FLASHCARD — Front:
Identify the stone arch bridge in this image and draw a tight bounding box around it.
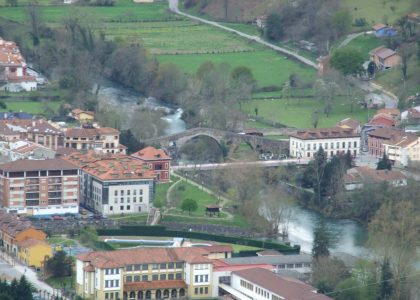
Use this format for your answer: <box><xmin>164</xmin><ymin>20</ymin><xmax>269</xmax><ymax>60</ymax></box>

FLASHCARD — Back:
<box><xmin>142</xmin><ymin>127</ymin><xmax>288</xmax><ymax>155</ymax></box>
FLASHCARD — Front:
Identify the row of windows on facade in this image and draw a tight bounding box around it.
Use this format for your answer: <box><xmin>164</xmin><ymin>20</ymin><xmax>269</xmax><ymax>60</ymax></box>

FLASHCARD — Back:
<box><xmin>277</xmin><ymin>262</ymin><xmax>311</xmax><ymax>269</ymax></box>
<box><xmin>255</xmin><ymin>286</ymin><xmax>270</xmax><ymax>299</ymax></box>
<box><xmin>292</xmin><ymin>141</ymin><xmax>359</xmax><ymax>150</ymax></box>
<box><xmin>113</xmin><ymin>197</ymin><xmax>144</xmax><ymax>204</ymax></box>
<box><xmin>305</xmin><ymin>150</ymin><xmax>357</xmax><ymax>158</ymax></box>
<box><xmin>194</xmin><ymin>275</ymin><xmax>209</xmax><ymax>283</ymax></box>
<box><xmin>105</xmin><ymin>279</ymin><xmax>120</xmax><ymax>288</ymax></box>
<box><xmin>126</xmin><ymin>273</ymin><xmax>183</xmax><ymax>283</ymax></box>
<box><xmin>113</xmin><ymin>189</ymin><xmax>143</xmax><ymax>197</ymax></box>
<box><xmin>240</xmin><ymin>279</ymin><xmax>254</xmax><ymax>291</ymax></box>
<box><xmin>194</xmin><ymin>287</ymin><xmax>209</xmax><ymax>295</ymax></box>
<box><xmin>104</xmin><ymin>292</ymin><xmax>119</xmax><ymax>299</ymax></box>
<box><xmin>125</xmin><ymin>262</ymin><xmax>184</xmax><ymax>272</ymax></box>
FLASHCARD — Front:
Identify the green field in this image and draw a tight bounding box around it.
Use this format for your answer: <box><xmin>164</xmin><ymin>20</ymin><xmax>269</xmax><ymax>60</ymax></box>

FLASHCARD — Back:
<box><xmin>0</xmin><ymin>100</ymin><xmax>61</xmax><ymax>115</ymax></box>
<box><xmin>344</xmin><ymin>34</ymin><xmax>383</xmax><ymax>59</ymax></box>
<box><xmin>243</xmin><ymin>97</ymin><xmax>371</xmax><ymax>128</ymax></box>
<box><xmin>159</xmin><ymin>50</ymin><xmax>315</xmax><ymax>87</ymax></box>
<box><xmin>344</xmin><ymin>0</ymin><xmax>412</xmax><ymax>24</ymax></box>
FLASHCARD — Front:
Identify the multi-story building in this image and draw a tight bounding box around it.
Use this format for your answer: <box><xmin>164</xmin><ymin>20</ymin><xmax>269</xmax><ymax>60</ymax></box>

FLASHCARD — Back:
<box><xmin>132</xmin><ymin>146</ymin><xmax>171</xmax><ymax>182</ymax></box>
<box><xmin>0</xmin><ymin>159</ymin><xmax>79</xmax><ymax>215</ymax></box>
<box><xmin>76</xmin><ymin>246</ymin><xmax>233</xmax><ymax>300</ymax></box>
<box><xmin>64</xmin><ymin>151</ymin><xmax>156</xmax><ymax>215</ymax></box>
<box><xmin>383</xmin><ymin>134</ymin><xmax>420</xmax><ymax>167</ymax></box>
<box><xmin>0</xmin><ymin>38</ymin><xmax>37</xmax><ymax>92</ymax></box>
<box><xmin>223</xmin><ymin>267</ymin><xmax>332</xmax><ymax>300</ymax></box>
<box><xmin>71</xmin><ymin>109</ymin><xmax>95</xmax><ymax>124</ymax></box>
<box><xmin>64</xmin><ymin>127</ymin><xmax>126</xmax><ymax>154</ymax></box>
<box><xmin>367</xmin><ymin>127</ymin><xmax>404</xmax><ymax>158</ymax></box>
<box><xmin>0</xmin><ymin>119</ymin><xmax>64</xmax><ymax>150</ymax></box>
<box><xmin>0</xmin><ymin>140</ymin><xmax>56</xmax><ymax>161</ymax></box>
<box><xmin>289</xmin><ymin>127</ymin><xmax>360</xmax><ymax>159</ymax></box>
<box><xmin>343</xmin><ymin>166</ymin><xmax>407</xmax><ymax>190</ymax></box>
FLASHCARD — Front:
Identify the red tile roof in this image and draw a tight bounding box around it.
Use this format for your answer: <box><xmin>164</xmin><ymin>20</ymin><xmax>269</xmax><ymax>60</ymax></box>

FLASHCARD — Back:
<box><xmin>132</xmin><ymin>146</ymin><xmax>171</xmax><ymax>161</ymax></box>
<box><xmin>372</xmin><ymin>23</ymin><xmax>388</xmax><ymax>31</ymax></box>
<box><xmin>336</xmin><ymin>118</ymin><xmax>360</xmax><ymax>131</ymax></box>
<box><xmin>290</xmin><ymin>127</ymin><xmax>358</xmax><ymax>140</ymax></box>
<box><xmin>65</xmin><ymin>127</ymin><xmax>119</xmax><ymax>138</ymax></box>
<box><xmin>369</xmin><ymin>46</ymin><xmax>398</xmax><ymax>60</ymax></box>
<box><xmin>233</xmin><ymin>268</ymin><xmax>333</xmax><ymax>300</ymax></box>
<box><xmin>64</xmin><ymin>151</ymin><xmax>155</xmax><ymax>181</ymax></box>
<box><xmin>344</xmin><ymin>166</ymin><xmax>406</xmax><ymax>184</ymax></box>
<box><xmin>17</xmin><ymin>238</ymin><xmax>50</xmax><ymax>249</ymax></box>
<box><xmin>77</xmin><ymin>247</ymin><xmax>213</xmax><ymax>269</ymax></box>
<box><xmin>367</xmin><ymin>127</ymin><xmax>402</xmax><ymax>139</ymax></box>
<box><xmin>0</xmin><ymin>158</ymin><xmax>78</xmax><ymax>172</ymax></box>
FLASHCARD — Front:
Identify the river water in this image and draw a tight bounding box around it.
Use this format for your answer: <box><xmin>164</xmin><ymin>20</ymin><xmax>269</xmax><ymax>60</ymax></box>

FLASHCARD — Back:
<box><xmin>96</xmin><ymin>82</ymin><xmax>369</xmax><ymax>257</ymax></box>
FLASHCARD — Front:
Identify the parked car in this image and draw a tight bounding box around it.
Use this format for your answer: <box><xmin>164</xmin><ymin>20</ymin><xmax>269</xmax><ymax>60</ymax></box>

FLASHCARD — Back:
<box><xmin>52</xmin><ymin>215</ymin><xmax>64</xmax><ymax>221</ymax></box>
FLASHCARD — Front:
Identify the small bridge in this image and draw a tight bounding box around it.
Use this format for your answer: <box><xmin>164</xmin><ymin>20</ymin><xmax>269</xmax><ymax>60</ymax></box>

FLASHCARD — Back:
<box><xmin>142</xmin><ymin>127</ymin><xmax>289</xmax><ymax>155</ymax></box>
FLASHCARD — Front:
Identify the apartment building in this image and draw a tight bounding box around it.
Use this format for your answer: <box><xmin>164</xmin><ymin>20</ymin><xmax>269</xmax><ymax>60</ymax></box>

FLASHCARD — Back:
<box><xmin>132</xmin><ymin>146</ymin><xmax>171</xmax><ymax>182</ymax></box>
<box><xmin>76</xmin><ymin>246</ymin><xmax>234</xmax><ymax>300</ymax></box>
<box><xmin>0</xmin><ymin>38</ymin><xmax>37</xmax><ymax>92</ymax></box>
<box><xmin>224</xmin><ymin>268</ymin><xmax>332</xmax><ymax>300</ymax></box>
<box><xmin>0</xmin><ymin>119</ymin><xmax>64</xmax><ymax>150</ymax></box>
<box><xmin>0</xmin><ymin>140</ymin><xmax>56</xmax><ymax>161</ymax></box>
<box><xmin>289</xmin><ymin>127</ymin><xmax>360</xmax><ymax>159</ymax></box>
<box><xmin>367</xmin><ymin>127</ymin><xmax>404</xmax><ymax>158</ymax></box>
<box><xmin>0</xmin><ymin>159</ymin><xmax>79</xmax><ymax>215</ymax></box>
<box><xmin>64</xmin><ymin>127</ymin><xmax>126</xmax><ymax>154</ymax></box>
<box><xmin>383</xmin><ymin>134</ymin><xmax>420</xmax><ymax>167</ymax></box>
<box><xmin>64</xmin><ymin>151</ymin><xmax>156</xmax><ymax>215</ymax></box>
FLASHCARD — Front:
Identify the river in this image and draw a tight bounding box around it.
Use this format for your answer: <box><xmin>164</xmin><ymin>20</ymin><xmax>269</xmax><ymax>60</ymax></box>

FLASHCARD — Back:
<box><xmin>97</xmin><ymin>81</ymin><xmax>186</xmax><ymax>135</ymax></box>
<box><xmin>96</xmin><ymin>81</ymin><xmax>369</xmax><ymax>258</ymax></box>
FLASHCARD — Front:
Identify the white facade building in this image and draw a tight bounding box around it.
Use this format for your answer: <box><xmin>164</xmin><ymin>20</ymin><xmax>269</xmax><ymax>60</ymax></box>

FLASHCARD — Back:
<box><xmin>383</xmin><ymin>135</ymin><xmax>420</xmax><ymax>167</ymax></box>
<box><xmin>289</xmin><ymin>127</ymin><xmax>360</xmax><ymax>159</ymax></box>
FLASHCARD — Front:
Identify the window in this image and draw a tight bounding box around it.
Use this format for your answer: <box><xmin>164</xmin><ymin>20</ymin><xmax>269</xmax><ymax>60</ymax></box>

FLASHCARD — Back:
<box><xmin>199</xmin><ymin>288</ymin><xmax>203</xmax><ymax>294</ymax></box>
<box><xmin>325</xmin><ymin>143</ymin><xmax>328</xmax><ymax>149</ymax></box>
<box><xmin>195</xmin><ymin>275</ymin><xmax>199</xmax><ymax>283</ymax></box>
<box><xmin>204</xmin><ymin>287</ymin><xmax>208</xmax><ymax>294</ymax></box>
<box><xmin>134</xmin><ymin>276</ymin><xmax>140</xmax><ymax>282</ymax></box>
<box><xmin>126</xmin><ymin>276</ymin><xmax>132</xmax><ymax>283</ymax></box>
<box><xmin>205</xmin><ymin>275</ymin><xmax>208</xmax><ymax>282</ymax></box>
<box><xmin>142</xmin><ymin>264</ymin><xmax>148</xmax><ymax>270</ymax></box>
<box><xmin>133</xmin><ymin>190</ymin><xmax>137</xmax><ymax>195</ymax></box>
<box><xmin>134</xmin><ymin>264</ymin><xmax>141</xmax><ymax>271</ymax></box>
<box><xmin>160</xmin><ymin>263</ymin><xmax>166</xmax><ymax>269</ymax></box>
<box><xmin>126</xmin><ymin>265</ymin><xmax>133</xmax><ymax>271</ymax></box>
<box><xmin>348</xmin><ymin>141</ymin><xmax>351</xmax><ymax>148</ymax></box>
<box><xmin>105</xmin><ymin>293</ymin><xmax>109</xmax><ymax>299</ymax></box>
<box><xmin>133</xmin><ymin>197</ymin><xmax>136</xmax><ymax>203</ymax></box>
<box><xmin>175</xmin><ymin>262</ymin><xmax>183</xmax><ymax>268</ymax></box>
<box><xmin>295</xmin><ymin>263</ymin><xmax>303</xmax><ymax>268</ymax></box>
<box><xmin>168</xmin><ymin>262</ymin><xmax>174</xmax><ymax>269</ymax></box>
<box><xmin>120</xmin><ymin>198</ymin><xmax>124</xmax><ymax>203</ymax></box>
<box><xmin>160</xmin><ymin>274</ymin><xmax>166</xmax><ymax>280</ymax></box>
<box><xmin>342</xmin><ymin>142</ymin><xmax>345</xmax><ymax>148</ymax></box>
<box><xmin>121</xmin><ymin>190</ymin><xmax>124</xmax><ymax>196</ymax></box>
<box><xmin>127</xmin><ymin>190</ymin><xmax>131</xmax><ymax>196</ymax></box>
<box><xmin>140</xmin><ymin>197</ymin><xmax>143</xmax><ymax>203</ymax></box>
<box><xmin>278</xmin><ymin>264</ymin><xmax>285</xmax><ymax>269</ymax></box>
<box><xmin>152</xmin><ymin>264</ymin><xmax>159</xmax><ymax>270</ymax></box>
<box><xmin>105</xmin><ymin>280</ymin><xmax>109</xmax><ymax>288</ymax></box>
<box><xmin>126</xmin><ymin>205</ymin><xmax>130</xmax><ymax>210</ymax></box>
<box><xmin>110</xmin><ymin>206</ymin><xmax>113</xmax><ymax>211</ymax></box>
<box><xmin>142</xmin><ymin>275</ymin><xmax>148</xmax><ymax>281</ymax></box>
<box><xmin>286</xmin><ymin>264</ymin><xmax>294</xmax><ymax>269</ymax></box>
<box><xmin>354</xmin><ymin>141</ymin><xmax>357</xmax><ymax>147</ymax></box>
<box><xmin>115</xmin><ymin>280</ymin><xmax>119</xmax><ymax>287</ymax></box>
<box><xmin>194</xmin><ymin>288</ymin><xmax>199</xmax><ymax>295</ymax></box>
<box><xmin>176</xmin><ymin>273</ymin><xmax>182</xmax><ymax>280</ymax></box>
<box><xmin>152</xmin><ymin>275</ymin><xmax>158</xmax><ymax>281</ymax></box>
<box><xmin>115</xmin><ymin>268</ymin><xmax>119</xmax><ymax>274</ymax></box>
<box><xmin>114</xmin><ymin>191</ymin><xmax>118</xmax><ymax>196</ymax></box>
<box><xmin>168</xmin><ymin>274</ymin><xmax>174</xmax><ymax>280</ymax></box>
<box><xmin>140</xmin><ymin>190</ymin><xmax>143</xmax><ymax>195</ymax></box>
<box><xmin>120</xmin><ymin>206</ymin><xmax>124</xmax><ymax>210</ymax></box>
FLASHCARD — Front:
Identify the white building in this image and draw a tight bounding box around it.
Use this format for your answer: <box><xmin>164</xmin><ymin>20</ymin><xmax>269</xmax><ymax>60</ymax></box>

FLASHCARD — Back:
<box><xmin>0</xmin><ymin>140</ymin><xmax>56</xmax><ymax>161</ymax></box>
<box><xmin>64</xmin><ymin>151</ymin><xmax>156</xmax><ymax>216</ymax></box>
<box><xmin>0</xmin><ymin>38</ymin><xmax>37</xmax><ymax>92</ymax></box>
<box><xmin>289</xmin><ymin>127</ymin><xmax>360</xmax><ymax>159</ymax></box>
<box><xmin>222</xmin><ymin>268</ymin><xmax>332</xmax><ymax>300</ymax></box>
<box><xmin>383</xmin><ymin>134</ymin><xmax>420</xmax><ymax>167</ymax></box>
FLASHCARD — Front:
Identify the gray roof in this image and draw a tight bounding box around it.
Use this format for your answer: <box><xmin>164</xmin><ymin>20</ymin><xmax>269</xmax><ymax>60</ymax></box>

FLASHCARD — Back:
<box><xmin>224</xmin><ymin>253</ymin><xmax>312</xmax><ymax>266</ymax></box>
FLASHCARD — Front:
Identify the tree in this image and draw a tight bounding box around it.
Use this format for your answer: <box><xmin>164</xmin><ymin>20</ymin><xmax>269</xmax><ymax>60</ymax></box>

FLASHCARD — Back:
<box><xmin>379</xmin><ymin>258</ymin><xmax>394</xmax><ymax>300</ymax></box>
<box><xmin>369</xmin><ymin>200</ymin><xmax>420</xmax><ymax>300</ymax></box>
<box><xmin>151</xmin><ymin>63</ymin><xmax>186</xmax><ymax>105</ymax></box>
<box><xmin>377</xmin><ymin>153</ymin><xmax>392</xmax><ymax>170</ymax></box>
<box><xmin>313</xmin><ymin>147</ymin><xmax>328</xmax><ymax>204</ymax></box>
<box><xmin>259</xmin><ymin>187</ymin><xmax>293</xmax><ymax>236</ymax></box>
<box><xmin>45</xmin><ymin>251</ymin><xmax>73</xmax><ymax>278</ymax></box>
<box><xmin>27</xmin><ymin>3</ymin><xmax>41</xmax><ymax>46</ymax></box>
<box><xmin>335</xmin><ymin>278</ymin><xmax>361</xmax><ymax>300</ymax></box>
<box><xmin>312</xmin><ymin>256</ymin><xmax>350</xmax><ymax>294</ymax></box>
<box><xmin>330</xmin><ymin>48</ymin><xmax>364</xmax><ymax>76</ymax></box>
<box><xmin>16</xmin><ymin>276</ymin><xmax>33</xmax><ymax>300</ymax></box>
<box><xmin>265</xmin><ymin>13</ymin><xmax>284</xmax><ymax>41</ymax></box>
<box><xmin>398</xmin><ymin>43</ymin><xmax>415</xmax><ymax>80</ymax></box>
<box><xmin>311</xmin><ymin>110</ymin><xmax>321</xmax><ymax>128</ymax></box>
<box><xmin>181</xmin><ymin>198</ymin><xmax>198</xmax><ymax>215</ymax></box>
<box><xmin>312</xmin><ymin>219</ymin><xmax>330</xmax><ymax>259</ymax></box>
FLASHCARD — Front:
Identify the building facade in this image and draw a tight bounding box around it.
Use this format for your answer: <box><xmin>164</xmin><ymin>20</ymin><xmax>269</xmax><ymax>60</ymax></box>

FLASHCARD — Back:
<box><xmin>64</xmin><ymin>151</ymin><xmax>156</xmax><ymax>216</ymax></box>
<box><xmin>0</xmin><ymin>159</ymin><xmax>79</xmax><ymax>215</ymax></box>
<box><xmin>64</xmin><ymin>127</ymin><xmax>126</xmax><ymax>154</ymax></box>
<box><xmin>132</xmin><ymin>147</ymin><xmax>171</xmax><ymax>182</ymax></box>
<box><xmin>0</xmin><ymin>38</ymin><xmax>37</xmax><ymax>92</ymax></box>
<box><xmin>17</xmin><ymin>238</ymin><xmax>53</xmax><ymax>268</ymax></box>
<box><xmin>344</xmin><ymin>166</ymin><xmax>407</xmax><ymax>190</ymax></box>
<box><xmin>383</xmin><ymin>135</ymin><xmax>420</xmax><ymax>167</ymax></box>
<box><xmin>75</xmin><ymin>247</ymin><xmax>233</xmax><ymax>300</ymax></box>
<box><xmin>289</xmin><ymin>127</ymin><xmax>360</xmax><ymax>159</ymax></box>
<box><xmin>367</xmin><ymin>127</ymin><xmax>405</xmax><ymax>158</ymax></box>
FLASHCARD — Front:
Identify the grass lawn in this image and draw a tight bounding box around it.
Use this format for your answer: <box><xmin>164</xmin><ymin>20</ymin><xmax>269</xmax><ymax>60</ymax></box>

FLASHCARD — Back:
<box><xmin>219</xmin><ymin>22</ymin><xmax>261</xmax><ymax>36</ymax></box>
<box><xmin>45</xmin><ymin>275</ymin><xmax>75</xmax><ymax>289</ymax></box>
<box><xmin>242</xmin><ymin>97</ymin><xmax>372</xmax><ymax>128</ymax></box>
<box><xmin>158</xmin><ymin>49</ymin><xmax>315</xmax><ymax>88</ymax></box>
<box><xmin>343</xmin><ymin>0</ymin><xmax>412</xmax><ymax>24</ymax></box>
<box><xmin>47</xmin><ymin>236</ymin><xmax>77</xmax><ymax>247</ymax></box>
<box><xmin>154</xmin><ymin>180</ymin><xmax>175</xmax><ymax>208</ymax></box>
<box><xmin>168</xmin><ymin>180</ymin><xmax>221</xmax><ymax>217</ymax></box>
<box><xmin>344</xmin><ymin>34</ymin><xmax>383</xmax><ymax>59</ymax></box>
<box><xmin>0</xmin><ymin>100</ymin><xmax>61</xmax><ymax>115</ymax></box>
<box><xmin>162</xmin><ymin>214</ymin><xmax>249</xmax><ymax>228</ymax></box>
<box><xmin>0</xmin><ymin>0</ymin><xmax>175</xmax><ymax>23</ymax></box>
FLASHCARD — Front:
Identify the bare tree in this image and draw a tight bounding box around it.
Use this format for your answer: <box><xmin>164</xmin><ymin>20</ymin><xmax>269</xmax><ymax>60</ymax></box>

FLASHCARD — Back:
<box><xmin>398</xmin><ymin>43</ymin><xmax>415</xmax><ymax>80</ymax></box>
<box><xmin>27</xmin><ymin>3</ymin><xmax>41</xmax><ymax>46</ymax></box>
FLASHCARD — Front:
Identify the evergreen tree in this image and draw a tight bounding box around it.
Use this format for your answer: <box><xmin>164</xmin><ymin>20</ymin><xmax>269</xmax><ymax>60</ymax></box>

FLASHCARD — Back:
<box><xmin>313</xmin><ymin>147</ymin><xmax>328</xmax><ymax>205</ymax></box>
<box><xmin>9</xmin><ymin>279</ymin><xmax>18</xmax><ymax>300</ymax></box>
<box><xmin>17</xmin><ymin>276</ymin><xmax>33</xmax><ymax>300</ymax></box>
<box><xmin>379</xmin><ymin>258</ymin><xmax>394</xmax><ymax>300</ymax></box>
<box><xmin>312</xmin><ymin>219</ymin><xmax>330</xmax><ymax>259</ymax></box>
<box><xmin>377</xmin><ymin>153</ymin><xmax>392</xmax><ymax>170</ymax></box>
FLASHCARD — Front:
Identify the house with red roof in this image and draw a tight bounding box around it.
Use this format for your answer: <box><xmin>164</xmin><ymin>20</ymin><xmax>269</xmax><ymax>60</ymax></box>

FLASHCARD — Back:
<box><xmin>132</xmin><ymin>146</ymin><xmax>171</xmax><ymax>182</ymax></box>
<box><xmin>368</xmin><ymin>113</ymin><xmax>396</xmax><ymax>127</ymax></box>
<box><xmin>369</xmin><ymin>45</ymin><xmax>401</xmax><ymax>70</ymax></box>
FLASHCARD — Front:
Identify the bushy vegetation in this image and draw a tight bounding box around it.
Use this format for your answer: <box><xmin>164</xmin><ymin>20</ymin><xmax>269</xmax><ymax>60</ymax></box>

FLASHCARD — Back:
<box><xmin>0</xmin><ymin>277</ymin><xmax>33</xmax><ymax>300</ymax></box>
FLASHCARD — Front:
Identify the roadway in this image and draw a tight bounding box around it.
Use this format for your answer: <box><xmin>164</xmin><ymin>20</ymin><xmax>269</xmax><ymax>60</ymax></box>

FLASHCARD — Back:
<box><xmin>172</xmin><ymin>159</ymin><xmax>310</xmax><ymax>171</ymax></box>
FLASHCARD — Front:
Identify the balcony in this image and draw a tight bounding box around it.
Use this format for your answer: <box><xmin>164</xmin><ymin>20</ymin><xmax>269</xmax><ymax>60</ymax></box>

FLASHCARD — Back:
<box><xmin>26</xmin><ymin>179</ymin><xmax>39</xmax><ymax>185</ymax></box>
<box><xmin>48</xmin><ymin>178</ymin><xmax>62</xmax><ymax>184</ymax></box>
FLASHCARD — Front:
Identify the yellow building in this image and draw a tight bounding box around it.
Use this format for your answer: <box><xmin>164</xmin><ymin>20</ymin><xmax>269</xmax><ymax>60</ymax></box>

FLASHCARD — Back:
<box><xmin>76</xmin><ymin>246</ymin><xmax>233</xmax><ymax>300</ymax></box>
<box><xmin>17</xmin><ymin>238</ymin><xmax>53</xmax><ymax>268</ymax></box>
<box><xmin>71</xmin><ymin>109</ymin><xmax>95</xmax><ymax>124</ymax></box>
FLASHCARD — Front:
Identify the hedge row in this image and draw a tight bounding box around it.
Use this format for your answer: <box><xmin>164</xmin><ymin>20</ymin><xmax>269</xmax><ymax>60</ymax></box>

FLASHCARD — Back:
<box><xmin>97</xmin><ymin>225</ymin><xmax>300</xmax><ymax>254</ymax></box>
